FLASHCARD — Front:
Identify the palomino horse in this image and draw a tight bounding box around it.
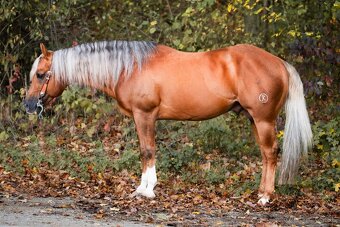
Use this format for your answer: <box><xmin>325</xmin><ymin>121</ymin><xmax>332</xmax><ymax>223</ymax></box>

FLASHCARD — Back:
<box><xmin>24</xmin><ymin>41</ymin><xmax>312</xmax><ymax>205</ymax></box>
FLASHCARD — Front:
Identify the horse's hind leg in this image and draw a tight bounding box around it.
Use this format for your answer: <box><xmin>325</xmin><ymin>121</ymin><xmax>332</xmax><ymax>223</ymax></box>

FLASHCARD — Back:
<box><xmin>251</xmin><ymin>123</ymin><xmax>266</xmax><ymax>196</ymax></box>
<box><xmin>252</xmin><ymin>120</ymin><xmax>279</xmax><ymax>205</ymax></box>
<box><xmin>132</xmin><ymin>110</ymin><xmax>158</xmax><ymax>198</ymax></box>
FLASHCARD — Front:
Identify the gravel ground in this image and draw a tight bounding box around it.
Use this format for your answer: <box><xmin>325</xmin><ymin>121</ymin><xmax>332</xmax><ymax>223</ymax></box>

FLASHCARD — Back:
<box><xmin>0</xmin><ymin>194</ymin><xmax>339</xmax><ymax>227</ymax></box>
<box><xmin>0</xmin><ymin>196</ymin><xmax>151</xmax><ymax>227</ymax></box>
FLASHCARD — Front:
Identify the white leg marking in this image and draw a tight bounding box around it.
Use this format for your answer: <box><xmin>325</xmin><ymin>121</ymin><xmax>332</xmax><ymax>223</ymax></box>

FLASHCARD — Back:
<box><xmin>142</xmin><ymin>165</ymin><xmax>157</xmax><ymax>198</ymax></box>
<box><xmin>257</xmin><ymin>196</ymin><xmax>270</xmax><ymax>206</ymax></box>
<box><xmin>136</xmin><ymin>172</ymin><xmax>147</xmax><ymax>194</ymax></box>
<box><xmin>135</xmin><ymin>166</ymin><xmax>157</xmax><ymax>198</ymax></box>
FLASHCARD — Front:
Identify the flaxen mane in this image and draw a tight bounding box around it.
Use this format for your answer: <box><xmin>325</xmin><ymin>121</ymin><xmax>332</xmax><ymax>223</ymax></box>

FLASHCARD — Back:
<box><xmin>45</xmin><ymin>41</ymin><xmax>156</xmax><ymax>86</ymax></box>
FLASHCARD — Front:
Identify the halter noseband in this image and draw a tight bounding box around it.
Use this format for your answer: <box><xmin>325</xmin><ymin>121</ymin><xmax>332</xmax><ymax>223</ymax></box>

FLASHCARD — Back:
<box><xmin>37</xmin><ymin>70</ymin><xmax>52</xmax><ymax>119</ymax></box>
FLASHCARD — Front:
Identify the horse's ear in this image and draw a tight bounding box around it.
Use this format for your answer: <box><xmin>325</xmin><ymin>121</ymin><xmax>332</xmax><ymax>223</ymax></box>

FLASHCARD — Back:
<box><xmin>40</xmin><ymin>43</ymin><xmax>48</xmax><ymax>56</ymax></box>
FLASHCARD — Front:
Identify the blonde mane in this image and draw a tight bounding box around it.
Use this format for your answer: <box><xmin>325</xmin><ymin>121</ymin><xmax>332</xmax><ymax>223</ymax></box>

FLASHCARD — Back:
<box><xmin>50</xmin><ymin>41</ymin><xmax>156</xmax><ymax>87</ymax></box>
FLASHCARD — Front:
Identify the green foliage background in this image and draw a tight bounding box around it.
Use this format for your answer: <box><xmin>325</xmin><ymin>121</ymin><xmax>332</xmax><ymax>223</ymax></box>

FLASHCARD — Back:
<box><xmin>0</xmin><ymin>0</ymin><xmax>339</xmax><ymax>196</ymax></box>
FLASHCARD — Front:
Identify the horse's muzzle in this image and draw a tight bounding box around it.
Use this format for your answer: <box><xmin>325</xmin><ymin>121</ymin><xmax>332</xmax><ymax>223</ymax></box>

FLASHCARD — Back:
<box><xmin>23</xmin><ymin>97</ymin><xmax>39</xmax><ymax>114</ymax></box>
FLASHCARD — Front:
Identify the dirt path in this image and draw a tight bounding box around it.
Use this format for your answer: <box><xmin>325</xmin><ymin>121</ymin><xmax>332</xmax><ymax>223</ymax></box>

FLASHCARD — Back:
<box><xmin>0</xmin><ymin>194</ymin><xmax>338</xmax><ymax>226</ymax></box>
<box><xmin>0</xmin><ymin>195</ymin><xmax>150</xmax><ymax>227</ymax></box>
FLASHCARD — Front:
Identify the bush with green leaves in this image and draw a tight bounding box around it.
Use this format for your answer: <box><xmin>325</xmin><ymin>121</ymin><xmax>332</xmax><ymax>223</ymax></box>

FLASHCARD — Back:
<box><xmin>310</xmin><ymin>117</ymin><xmax>340</xmax><ymax>192</ymax></box>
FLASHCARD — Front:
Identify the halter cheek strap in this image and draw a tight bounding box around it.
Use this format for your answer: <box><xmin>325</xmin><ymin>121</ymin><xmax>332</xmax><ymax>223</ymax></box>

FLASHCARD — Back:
<box><xmin>39</xmin><ymin>71</ymin><xmax>52</xmax><ymax>98</ymax></box>
<box><xmin>37</xmin><ymin>71</ymin><xmax>52</xmax><ymax>119</ymax></box>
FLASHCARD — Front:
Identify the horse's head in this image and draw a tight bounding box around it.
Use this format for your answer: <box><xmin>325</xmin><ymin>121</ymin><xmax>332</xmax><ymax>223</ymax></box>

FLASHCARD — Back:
<box><xmin>24</xmin><ymin>43</ymin><xmax>66</xmax><ymax>115</ymax></box>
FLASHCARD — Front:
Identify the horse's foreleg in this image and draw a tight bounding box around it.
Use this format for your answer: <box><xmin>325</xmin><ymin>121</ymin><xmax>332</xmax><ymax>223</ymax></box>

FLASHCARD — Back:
<box><xmin>133</xmin><ymin>110</ymin><xmax>157</xmax><ymax>198</ymax></box>
<box><xmin>253</xmin><ymin>121</ymin><xmax>278</xmax><ymax>206</ymax></box>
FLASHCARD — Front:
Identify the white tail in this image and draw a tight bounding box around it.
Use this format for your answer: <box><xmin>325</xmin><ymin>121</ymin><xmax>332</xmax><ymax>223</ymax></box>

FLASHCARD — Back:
<box><xmin>279</xmin><ymin>62</ymin><xmax>313</xmax><ymax>184</ymax></box>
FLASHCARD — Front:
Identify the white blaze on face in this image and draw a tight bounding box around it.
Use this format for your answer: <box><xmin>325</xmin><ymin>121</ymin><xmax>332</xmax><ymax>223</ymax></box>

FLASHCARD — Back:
<box><xmin>30</xmin><ymin>55</ymin><xmax>42</xmax><ymax>81</ymax></box>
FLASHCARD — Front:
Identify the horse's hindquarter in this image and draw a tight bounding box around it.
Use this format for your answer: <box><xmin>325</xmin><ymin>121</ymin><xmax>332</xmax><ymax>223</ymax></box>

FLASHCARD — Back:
<box><xmin>228</xmin><ymin>44</ymin><xmax>289</xmax><ymax>121</ymax></box>
<box><xmin>148</xmin><ymin>46</ymin><xmax>238</xmax><ymax>120</ymax></box>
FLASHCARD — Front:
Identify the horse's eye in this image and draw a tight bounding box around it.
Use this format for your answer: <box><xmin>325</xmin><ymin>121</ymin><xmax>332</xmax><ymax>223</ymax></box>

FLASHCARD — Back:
<box><xmin>36</xmin><ymin>73</ymin><xmax>45</xmax><ymax>80</ymax></box>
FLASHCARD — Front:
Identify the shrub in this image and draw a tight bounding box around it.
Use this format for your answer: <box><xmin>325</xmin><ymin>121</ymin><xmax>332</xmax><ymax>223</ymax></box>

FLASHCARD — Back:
<box><xmin>310</xmin><ymin>117</ymin><xmax>340</xmax><ymax>192</ymax></box>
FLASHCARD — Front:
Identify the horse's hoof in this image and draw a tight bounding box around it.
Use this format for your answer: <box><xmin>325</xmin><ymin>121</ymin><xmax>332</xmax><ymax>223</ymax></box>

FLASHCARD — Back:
<box><xmin>141</xmin><ymin>189</ymin><xmax>155</xmax><ymax>198</ymax></box>
<box><xmin>130</xmin><ymin>188</ymin><xmax>155</xmax><ymax>199</ymax></box>
<box><xmin>257</xmin><ymin>196</ymin><xmax>270</xmax><ymax>206</ymax></box>
<box><xmin>129</xmin><ymin>191</ymin><xmax>140</xmax><ymax>198</ymax></box>
<box><xmin>136</xmin><ymin>185</ymin><xmax>146</xmax><ymax>194</ymax></box>
<box><xmin>130</xmin><ymin>187</ymin><xmax>145</xmax><ymax>198</ymax></box>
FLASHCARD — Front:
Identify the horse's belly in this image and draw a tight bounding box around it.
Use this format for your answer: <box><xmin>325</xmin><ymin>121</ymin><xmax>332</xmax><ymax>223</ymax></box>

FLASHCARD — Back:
<box><xmin>156</xmin><ymin>74</ymin><xmax>236</xmax><ymax>120</ymax></box>
<box><xmin>158</xmin><ymin>94</ymin><xmax>234</xmax><ymax>120</ymax></box>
